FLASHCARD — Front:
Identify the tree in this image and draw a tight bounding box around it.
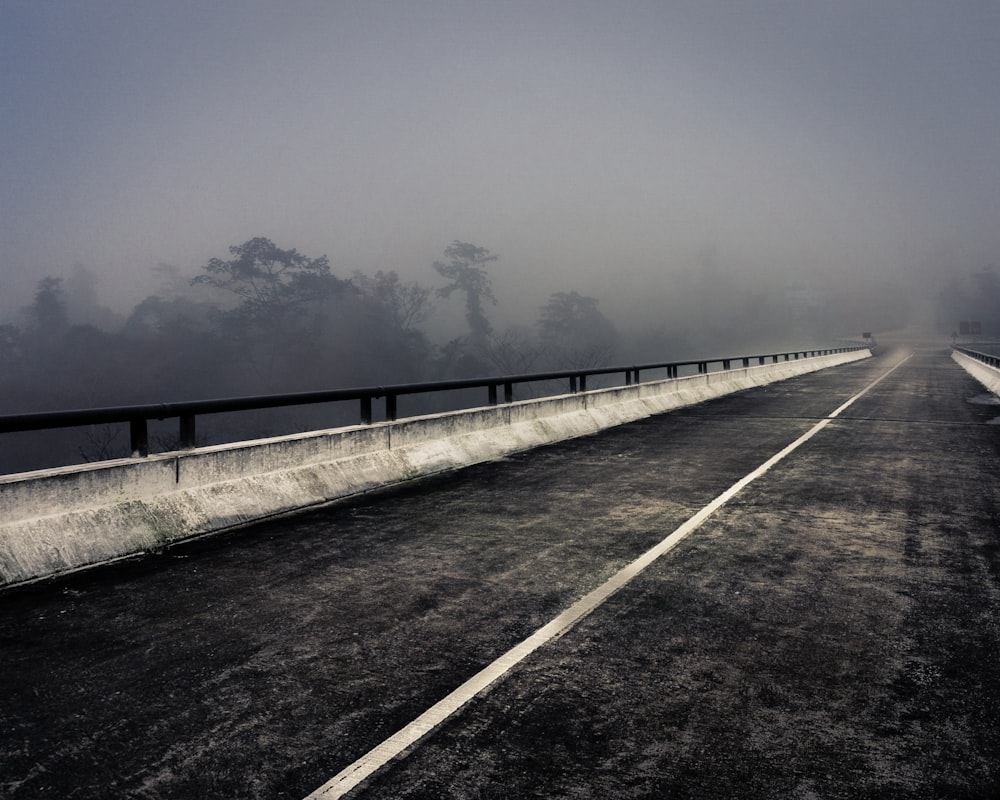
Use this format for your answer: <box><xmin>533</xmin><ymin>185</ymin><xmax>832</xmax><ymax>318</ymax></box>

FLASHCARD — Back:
<box><xmin>24</xmin><ymin>276</ymin><xmax>69</xmax><ymax>338</ymax></box>
<box><xmin>433</xmin><ymin>241</ymin><xmax>498</xmax><ymax>349</ymax></box>
<box><xmin>192</xmin><ymin>237</ymin><xmax>345</xmax><ymax>324</ymax></box>
<box><xmin>537</xmin><ymin>291</ymin><xmax>619</xmax><ymax>368</ymax></box>
<box><xmin>191</xmin><ymin>238</ymin><xmax>349</xmax><ymax>388</ymax></box>
<box><xmin>351</xmin><ymin>270</ymin><xmax>432</xmax><ymax>332</ymax></box>
<box><xmin>0</xmin><ymin>324</ymin><xmax>21</xmax><ymax>368</ymax></box>
<box><xmin>123</xmin><ymin>294</ymin><xmax>217</xmax><ymax>339</ymax></box>
<box><xmin>64</xmin><ymin>265</ymin><xmax>123</xmax><ymax>330</ymax></box>
<box><xmin>483</xmin><ymin>326</ymin><xmax>539</xmax><ymax>374</ymax></box>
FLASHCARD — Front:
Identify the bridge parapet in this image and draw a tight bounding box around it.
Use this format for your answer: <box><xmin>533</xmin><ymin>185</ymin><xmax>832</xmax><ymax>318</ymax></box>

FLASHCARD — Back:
<box><xmin>0</xmin><ymin>348</ymin><xmax>870</xmax><ymax>589</ymax></box>
<box><xmin>0</xmin><ymin>348</ymin><xmax>866</xmax><ymax>463</ymax></box>
<box><xmin>952</xmin><ymin>345</ymin><xmax>1000</xmax><ymax>396</ymax></box>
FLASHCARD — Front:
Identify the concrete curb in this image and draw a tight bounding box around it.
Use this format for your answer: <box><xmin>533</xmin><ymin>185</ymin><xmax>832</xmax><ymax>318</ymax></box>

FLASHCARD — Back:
<box><xmin>952</xmin><ymin>349</ymin><xmax>1000</xmax><ymax>396</ymax></box>
<box><xmin>0</xmin><ymin>350</ymin><xmax>871</xmax><ymax>588</ymax></box>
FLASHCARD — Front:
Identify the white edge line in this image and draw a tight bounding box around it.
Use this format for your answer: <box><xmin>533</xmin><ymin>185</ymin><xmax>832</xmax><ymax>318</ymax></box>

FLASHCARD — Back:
<box><xmin>304</xmin><ymin>352</ymin><xmax>912</xmax><ymax>799</ymax></box>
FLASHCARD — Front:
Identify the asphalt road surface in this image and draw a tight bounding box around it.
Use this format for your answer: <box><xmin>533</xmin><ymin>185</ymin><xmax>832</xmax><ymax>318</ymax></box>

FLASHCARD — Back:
<box><xmin>2</xmin><ymin>344</ymin><xmax>999</xmax><ymax>799</ymax></box>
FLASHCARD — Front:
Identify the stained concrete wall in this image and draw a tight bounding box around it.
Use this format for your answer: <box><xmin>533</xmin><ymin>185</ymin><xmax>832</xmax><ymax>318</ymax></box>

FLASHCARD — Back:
<box><xmin>0</xmin><ymin>350</ymin><xmax>871</xmax><ymax>588</ymax></box>
<box><xmin>952</xmin><ymin>349</ymin><xmax>1000</xmax><ymax>396</ymax></box>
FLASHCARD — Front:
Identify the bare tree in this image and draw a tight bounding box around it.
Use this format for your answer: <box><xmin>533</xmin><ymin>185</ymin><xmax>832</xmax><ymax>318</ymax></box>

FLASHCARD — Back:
<box><xmin>483</xmin><ymin>326</ymin><xmax>539</xmax><ymax>374</ymax></box>
<box><xmin>351</xmin><ymin>270</ymin><xmax>432</xmax><ymax>331</ymax></box>
<box><xmin>77</xmin><ymin>425</ymin><xmax>124</xmax><ymax>463</ymax></box>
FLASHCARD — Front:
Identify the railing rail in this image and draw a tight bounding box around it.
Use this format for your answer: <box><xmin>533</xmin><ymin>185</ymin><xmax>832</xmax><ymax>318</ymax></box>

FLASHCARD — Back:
<box><xmin>953</xmin><ymin>344</ymin><xmax>1000</xmax><ymax>369</ymax></box>
<box><xmin>0</xmin><ymin>346</ymin><xmax>867</xmax><ymax>458</ymax></box>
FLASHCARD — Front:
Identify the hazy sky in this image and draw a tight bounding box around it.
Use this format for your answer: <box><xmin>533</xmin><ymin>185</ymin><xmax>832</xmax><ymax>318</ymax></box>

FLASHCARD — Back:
<box><xmin>3</xmin><ymin>0</ymin><xmax>1000</xmax><ymax>320</ymax></box>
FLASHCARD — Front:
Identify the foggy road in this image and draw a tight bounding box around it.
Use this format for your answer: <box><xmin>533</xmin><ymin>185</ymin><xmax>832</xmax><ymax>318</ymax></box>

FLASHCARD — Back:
<box><xmin>2</xmin><ymin>344</ymin><xmax>999</xmax><ymax>799</ymax></box>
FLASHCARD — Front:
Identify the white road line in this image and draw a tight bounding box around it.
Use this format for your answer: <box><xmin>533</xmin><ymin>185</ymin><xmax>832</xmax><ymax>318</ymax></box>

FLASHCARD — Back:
<box><xmin>303</xmin><ymin>352</ymin><xmax>911</xmax><ymax>800</ymax></box>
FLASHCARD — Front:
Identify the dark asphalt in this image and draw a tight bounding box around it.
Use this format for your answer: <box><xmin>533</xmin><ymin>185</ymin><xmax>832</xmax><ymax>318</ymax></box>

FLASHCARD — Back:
<box><xmin>2</xmin><ymin>344</ymin><xmax>999</xmax><ymax>799</ymax></box>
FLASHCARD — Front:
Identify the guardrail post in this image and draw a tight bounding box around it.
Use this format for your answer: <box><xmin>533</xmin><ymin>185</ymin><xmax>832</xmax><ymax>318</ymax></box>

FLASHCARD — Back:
<box><xmin>722</xmin><ymin>359</ymin><xmax>731</xmax><ymax>370</ymax></box>
<box><xmin>361</xmin><ymin>397</ymin><xmax>372</xmax><ymax>425</ymax></box>
<box><xmin>386</xmin><ymin>394</ymin><xmax>397</xmax><ymax>421</ymax></box>
<box><xmin>130</xmin><ymin>418</ymin><xmax>148</xmax><ymax>457</ymax></box>
<box><xmin>488</xmin><ymin>385</ymin><xmax>498</xmax><ymax>405</ymax></box>
<box><xmin>570</xmin><ymin>376</ymin><xmax>578</xmax><ymax>393</ymax></box>
<box><xmin>179</xmin><ymin>414</ymin><xmax>196</xmax><ymax>448</ymax></box>
<box><xmin>580</xmin><ymin>375</ymin><xmax>588</xmax><ymax>392</ymax></box>
<box><xmin>504</xmin><ymin>382</ymin><xmax>513</xmax><ymax>403</ymax></box>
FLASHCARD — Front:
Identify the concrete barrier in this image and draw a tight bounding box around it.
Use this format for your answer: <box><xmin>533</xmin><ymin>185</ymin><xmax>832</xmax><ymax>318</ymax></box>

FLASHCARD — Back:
<box><xmin>952</xmin><ymin>349</ymin><xmax>1000</xmax><ymax>396</ymax></box>
<box><xmin>0</xmin><ymin>349</ymin><xmax>871</xmax><ymax>588</ymax></box>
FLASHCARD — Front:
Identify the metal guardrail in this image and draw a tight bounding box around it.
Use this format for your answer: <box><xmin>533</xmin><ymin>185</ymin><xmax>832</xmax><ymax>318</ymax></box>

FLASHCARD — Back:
<box><xmin>0</xmin><ymin>346</ymin><xmax>867</xmax><ymax>458</ymax></box>
<box><xmin>953</xmin><ymin>345</ymin><xmax>1000</xmax><ymax>368</ymax></box>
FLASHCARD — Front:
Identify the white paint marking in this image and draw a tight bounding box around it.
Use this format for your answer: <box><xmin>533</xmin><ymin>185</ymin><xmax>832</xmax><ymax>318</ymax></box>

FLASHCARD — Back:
<box><xmin>304</xmin><ymin>353</ymin><xmax>911</xmax><ymax>799</ymax></box>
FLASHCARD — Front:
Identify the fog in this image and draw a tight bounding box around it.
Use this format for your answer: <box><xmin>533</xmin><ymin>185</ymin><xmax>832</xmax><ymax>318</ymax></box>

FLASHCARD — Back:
<box><xmin>3</xmin><ymin>1</ymin><xmax>1000</xmax><ymax>464</ymax></box>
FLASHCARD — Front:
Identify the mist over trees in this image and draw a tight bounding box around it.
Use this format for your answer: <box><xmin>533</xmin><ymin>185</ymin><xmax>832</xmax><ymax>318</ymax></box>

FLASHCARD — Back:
<box><xmin>0</xmin><ymin>233</ymin><xmax>968</xmax><ymax>474</ymax></box>
<box><xmin>537</xmin><ymin>291</ymin><xmax>619</xmax><ymax>369</ymax></box>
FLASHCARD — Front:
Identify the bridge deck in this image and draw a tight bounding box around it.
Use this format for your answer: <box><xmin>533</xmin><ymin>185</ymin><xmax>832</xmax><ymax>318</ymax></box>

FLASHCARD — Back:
<box><xmin>2</xmin><ymin>345</ymin><xmax>999</xmax><ymax>798</ymax></box>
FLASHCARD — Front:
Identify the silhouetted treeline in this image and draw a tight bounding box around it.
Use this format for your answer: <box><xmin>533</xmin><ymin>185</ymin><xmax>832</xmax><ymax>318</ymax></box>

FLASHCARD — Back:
<box><xmin>1</xmin><ymin>236</ymin><xmax>916</xmax><ymax>473</ymax></box>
